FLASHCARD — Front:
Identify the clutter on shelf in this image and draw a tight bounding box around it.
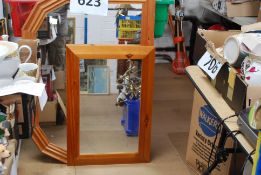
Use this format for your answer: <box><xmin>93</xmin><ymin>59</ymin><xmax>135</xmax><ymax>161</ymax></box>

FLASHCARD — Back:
<box><xmin>195</xmin><ymin>22</ymin><xmax>261</xmax><ymax>114</ymax></box>
<box><xmin>212</xmin><ymin>0</ymin><xmax>260</xmax><ymax>17</ymax></box>
<box><xmin>116</xmin><ymin>14</ymin><xmax>141</xmax><ymax>42</ymax></box>
<box><xmin>0</xmin><ymin>103</ymin><xmax>18</xmax><ymax>175</ymax></box>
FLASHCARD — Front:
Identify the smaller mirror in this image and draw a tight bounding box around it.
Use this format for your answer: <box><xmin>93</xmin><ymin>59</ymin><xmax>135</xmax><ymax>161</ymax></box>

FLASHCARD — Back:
<box><xmin>66</xmin><ymin>44</ymin><xmax>154</xmax><ymax>165</ymax></box>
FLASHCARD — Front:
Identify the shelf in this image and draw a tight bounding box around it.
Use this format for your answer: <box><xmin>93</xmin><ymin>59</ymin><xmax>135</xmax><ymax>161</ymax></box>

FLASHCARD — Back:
<box><xmin>186</xmin><ymin>66</ymin><xmax>255</xmax><ymax>158</ymax></box>
<box><xmin>200</xmin><ymin>0</ymin><xmax>257</xmax><ymax>26</ymax></box>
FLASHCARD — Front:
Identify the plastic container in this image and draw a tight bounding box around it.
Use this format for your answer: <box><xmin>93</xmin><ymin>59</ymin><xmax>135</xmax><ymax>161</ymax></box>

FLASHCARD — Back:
<box><xmin>117</xmin><ymin>15</ymin><xmax>141</xmax><ymax>40</ymax></box>
<box><xmin>121</xmin><ymin>99</ymin><xmax>140</xmax><ymax>136</ymax></box>
<box><xmin>5</xmin><ymin>0</ymin><xmax>38</xmax><ymax>37</ymax></box>
<box><xmin>154</xmin><ymin>0</ymin><xmax>174</xmax><ymax>38</ymax></box>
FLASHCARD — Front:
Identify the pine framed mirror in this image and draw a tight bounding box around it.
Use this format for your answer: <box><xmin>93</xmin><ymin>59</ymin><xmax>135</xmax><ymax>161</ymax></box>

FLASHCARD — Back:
<box><xmin>66</xmin><ymin>44</ymin><xmax>154</xmax><ymax>165</ymax></box>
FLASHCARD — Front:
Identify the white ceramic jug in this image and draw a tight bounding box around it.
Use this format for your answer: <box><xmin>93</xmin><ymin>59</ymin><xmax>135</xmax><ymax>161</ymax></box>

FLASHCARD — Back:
<box><xmin>0</xmin><ymin>42</ymin><xmax>32</xmax><ymax>78</ymax></box>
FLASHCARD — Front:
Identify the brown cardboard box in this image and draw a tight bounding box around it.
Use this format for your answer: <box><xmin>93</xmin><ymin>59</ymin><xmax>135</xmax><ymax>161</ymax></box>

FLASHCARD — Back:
<box><xmin>53</xmin><ymin>71</ymin><xmax>65</xmax><ymax>90</ymax></box>
<box><xmin>196</xmin><ymin>30</ymin><xmax>261</xmax><ymax>112</ymax></box>
<box><xmin>194</xmin><ymin>30</ymin><xmax>251</xmax><ymax>113</ymax></box>
<box><xmin>39</xmin><ymin>100</ymin><xmax>57</xmax><ymax>123</ymax></box>
<box><xmin>192</xmin><ymin>29</ymin><xmax>240</xmax><ymax>64</ymax></box>
<box><xmin>186</xmin><ymin>90</ymin><xmax>232</xmax><ymax>175</ymax></box>
<box><xmin>226</xmin><ymin>1</ymin><xmax>260</xmax><ymax>17</ymax></box>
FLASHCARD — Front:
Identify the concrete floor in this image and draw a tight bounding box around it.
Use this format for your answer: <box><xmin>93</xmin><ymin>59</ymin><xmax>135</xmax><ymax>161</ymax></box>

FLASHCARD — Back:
<box><xmin>79</xmin><ymin>94</ymin><xmax>138</xmax><ymax>154</ymax></box>
<box><xmin>18</xmin><ymin>63</ymin><xmax>197</xmax><ymax>175</ymax></box>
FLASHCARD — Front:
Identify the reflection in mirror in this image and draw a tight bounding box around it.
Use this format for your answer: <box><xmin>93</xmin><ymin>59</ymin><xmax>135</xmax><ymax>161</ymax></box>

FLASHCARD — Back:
<box><xmin>87</xmin><ymin>4</ymin><xmax>142</xmax><ymax>45</ymax></box>
<box><xmin>80</xmin><ymin>59</ymin><xmax>142</xmax><ymax>154</ymax></box>
<box><xmin>39</xmin><ymin>96</ymin><xmax>67</xmax><ymax>150</ymax></box>
<box><xmin>38</xmin><ymin>6</ymin><xmax>68</xmax><ymax>151</ymax></box>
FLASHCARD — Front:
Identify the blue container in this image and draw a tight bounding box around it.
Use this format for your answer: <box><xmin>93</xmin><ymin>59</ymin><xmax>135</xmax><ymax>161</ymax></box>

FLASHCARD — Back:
<box><xmin>121</xmin><ymin>99</ymin><xmax>140</xmax><ymax>136</ymax></box>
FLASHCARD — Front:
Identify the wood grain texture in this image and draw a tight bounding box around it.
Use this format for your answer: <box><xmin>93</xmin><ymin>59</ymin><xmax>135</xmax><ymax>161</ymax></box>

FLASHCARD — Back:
<box><xmin>66</xmin><ymin>44</ymin><xmax>154</xmax><ymax>59</ymax></box>
<box><xmin>140</xmin><ymin>0</ymin><xmax>155</xmax><ymax>46</ymax></box>
<box><xmin>22</xmin><ymin>0</ymin><xmax>153</xmax><ymax>39</ymax></box>
<box><xmin>32</xmin><ymin>100</ymin><xmax>67</xmax><ymax>163</ymax></box>
<box><xmin>75</xmin><ymin>153</ymin><xmax>142</xmax><ymax>165</ymax></box>
<box><xmin>66</xmin><ymin>47</ymin><xmax>78</xmax><ymax>165</ymax></box>
<box><xmin>66</xmin><ymin>45</ymin><xmax>155</xmax><ymax>165</ymax></box>
<box><xmin>22</xmin><ymin>0</ymin><xmax>68</xmax><ymax>39</ymax></box>
<box><xmin>143</xmin><ymin>50</ymin><xmax>155</xmax><ymax>161</ymax></box>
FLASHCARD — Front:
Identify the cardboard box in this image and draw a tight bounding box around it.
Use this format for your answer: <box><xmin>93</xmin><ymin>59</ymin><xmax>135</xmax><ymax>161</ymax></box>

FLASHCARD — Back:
<box><xmin>53</xmin><ymin>71</ymin><xmax>65</xmax><ymax>90</ymax></box>
<box><xmin>17</xmin><ymin>39</ymin><xmax>39</xmax><ymax>64</ymax></box>
<box><xmin>186</xmin><ymin>90</ymin><xmax>232</xmax><ymax>175</ymax></box>
<box><xmin>198</xmin><ymin>30</ymin><xmax>261</xmax><ymax>112</ymax></box>
<box><xmin>226</xmin><ymin>1</ymin><xmax>260</xmax><ymax>17</ymax></box>
<box><xmin>194</xmin><ymin>29</ymin><xmax>256</xmax><ymax>113</ymax></box>
<box><xmin>39</xmin><ymin>100</ymin><xmax>57</xmax><ymax>123</ymax></box>
<box><xmin>193</xmin><ymin>29</ymin><xmax>240</xmax><ymax>64</ymax></box>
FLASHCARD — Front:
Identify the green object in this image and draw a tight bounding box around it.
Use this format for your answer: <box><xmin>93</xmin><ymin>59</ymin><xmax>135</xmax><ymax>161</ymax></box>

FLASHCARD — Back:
<box><xmin>154</xmin><ymin>0</ymin><xmax>174</xmax><ymax>38</ymax></box>
<box><xmin>0</xmin><ymin>113</ymin><xmax>6</xmax><ymax>138</ymax></box>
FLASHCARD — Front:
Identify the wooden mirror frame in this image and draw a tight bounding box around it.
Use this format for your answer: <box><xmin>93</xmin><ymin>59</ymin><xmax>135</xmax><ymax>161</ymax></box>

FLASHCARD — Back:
<box><xmin>66</xmin><ymin>44</ymin><xmax>155</xmax><ymax>165</ymax></box>
<box><xmin>22</xmin><ymin>0</ymin><xmax>155</xmax><ymax>46</ymax></box>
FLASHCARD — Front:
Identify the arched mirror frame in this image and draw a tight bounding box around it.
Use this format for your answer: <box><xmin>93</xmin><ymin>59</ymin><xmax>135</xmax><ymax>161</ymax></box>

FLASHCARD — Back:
<box><xmin>66</xmin><ymin>44</ymin><xmax>155</xmax><ymax>165</ymax></box>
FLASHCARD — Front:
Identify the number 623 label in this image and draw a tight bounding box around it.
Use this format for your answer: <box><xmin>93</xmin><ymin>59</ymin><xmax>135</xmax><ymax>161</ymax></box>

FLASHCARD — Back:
<box><xmin>197</xmin><ymin>52</ymin><xmax>223</xmax><ymax>80</ymax></box>
<box><xmin>70</xmin><ymin>0</ymin><xmax>108</xmax><ymax>16</ymax></box>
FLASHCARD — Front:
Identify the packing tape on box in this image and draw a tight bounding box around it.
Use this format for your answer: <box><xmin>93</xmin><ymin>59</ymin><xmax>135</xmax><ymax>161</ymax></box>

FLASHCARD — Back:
<box><xmin>227</xmin><ymin>68</ymin><xmax>237</xmax><ymax>101</ymax></box>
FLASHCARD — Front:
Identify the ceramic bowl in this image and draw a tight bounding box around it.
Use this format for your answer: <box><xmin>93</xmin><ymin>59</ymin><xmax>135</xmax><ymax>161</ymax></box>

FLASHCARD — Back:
<box><xmin>18</xmin><ymin>63</ymin><xmax>38</xmax><ymax>77</ymax></box>
<box><xmin>0</xmin><ymin>41</ymin><xmax>18</xmax><ymax>61</ymax></box>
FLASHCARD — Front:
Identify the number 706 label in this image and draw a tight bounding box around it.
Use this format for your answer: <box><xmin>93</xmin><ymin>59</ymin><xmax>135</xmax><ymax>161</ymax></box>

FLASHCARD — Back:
<box><xmin>70</xmin><ymin>0</ymin><xmax>108</xmax><ymax>16</ymax></box>
<box><xmin>197</xmin><ymin>52</ymin><xmax>223</xmax><ymax>79</ymax></box>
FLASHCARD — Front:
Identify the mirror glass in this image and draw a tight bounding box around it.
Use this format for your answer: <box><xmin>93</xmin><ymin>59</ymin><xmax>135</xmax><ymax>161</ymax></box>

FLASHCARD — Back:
<box><xmin>38</xmin><ymin>7</ymin><xmax>68</xmax><ymax>151</ymax></box>
<box><xmin>79</xmin><ymin>58</ymin><xmax>142</xmax><ymax>154</ymax></box>
<box><xmin>86</xmin><ymin>4</ymin><xmax>142</xmax><ymax>45</ymax></box>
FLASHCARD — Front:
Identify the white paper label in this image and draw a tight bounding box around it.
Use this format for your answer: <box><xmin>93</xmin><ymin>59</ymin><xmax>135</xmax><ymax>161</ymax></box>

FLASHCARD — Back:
<box><xmin>39</xmin><ymin>89</ymin><xmax>48</xmax><ymax>111</ymax></box>
<box><xmin>70</xmin><ymin>0</ymin><xmax>108</xmax><ymax>16</ymax></box>
<box><xmin>49</xmin><ymin>17</ymin><xmax>58</xmax><ymax>25</ymax></box>
<box><xmin>198</xmin><ymin>52</ymin><xmax>223</xmax><ymax>80</ymax></box>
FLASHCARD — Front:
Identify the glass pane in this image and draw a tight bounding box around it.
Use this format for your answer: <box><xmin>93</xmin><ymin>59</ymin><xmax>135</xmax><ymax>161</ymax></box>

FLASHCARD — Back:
<box><xmin>79</xmin><ymin>59</ymin><xmax>142</xmax><ymax>154</ymax></box>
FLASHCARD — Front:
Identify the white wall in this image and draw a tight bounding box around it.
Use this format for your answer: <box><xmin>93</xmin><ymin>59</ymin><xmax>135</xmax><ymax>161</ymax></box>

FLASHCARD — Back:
<box><xmin>0</xmin><ymin>0</ymin><xmax>3</xmax><ymax>19</ymax></box>
<box><xmin>87</xmin><ymin>11</ymin><xmax>118</xmax><ymax>44</ymax></box>
<box><xmin>67</xmin><ymin>12</ymin><xmax>86</xmax><ymax>44</ymax></box>
<box><xmin>87</xmin><ymin>11</ymin><xmax>119</xmax><ymax>94</ymax></box>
